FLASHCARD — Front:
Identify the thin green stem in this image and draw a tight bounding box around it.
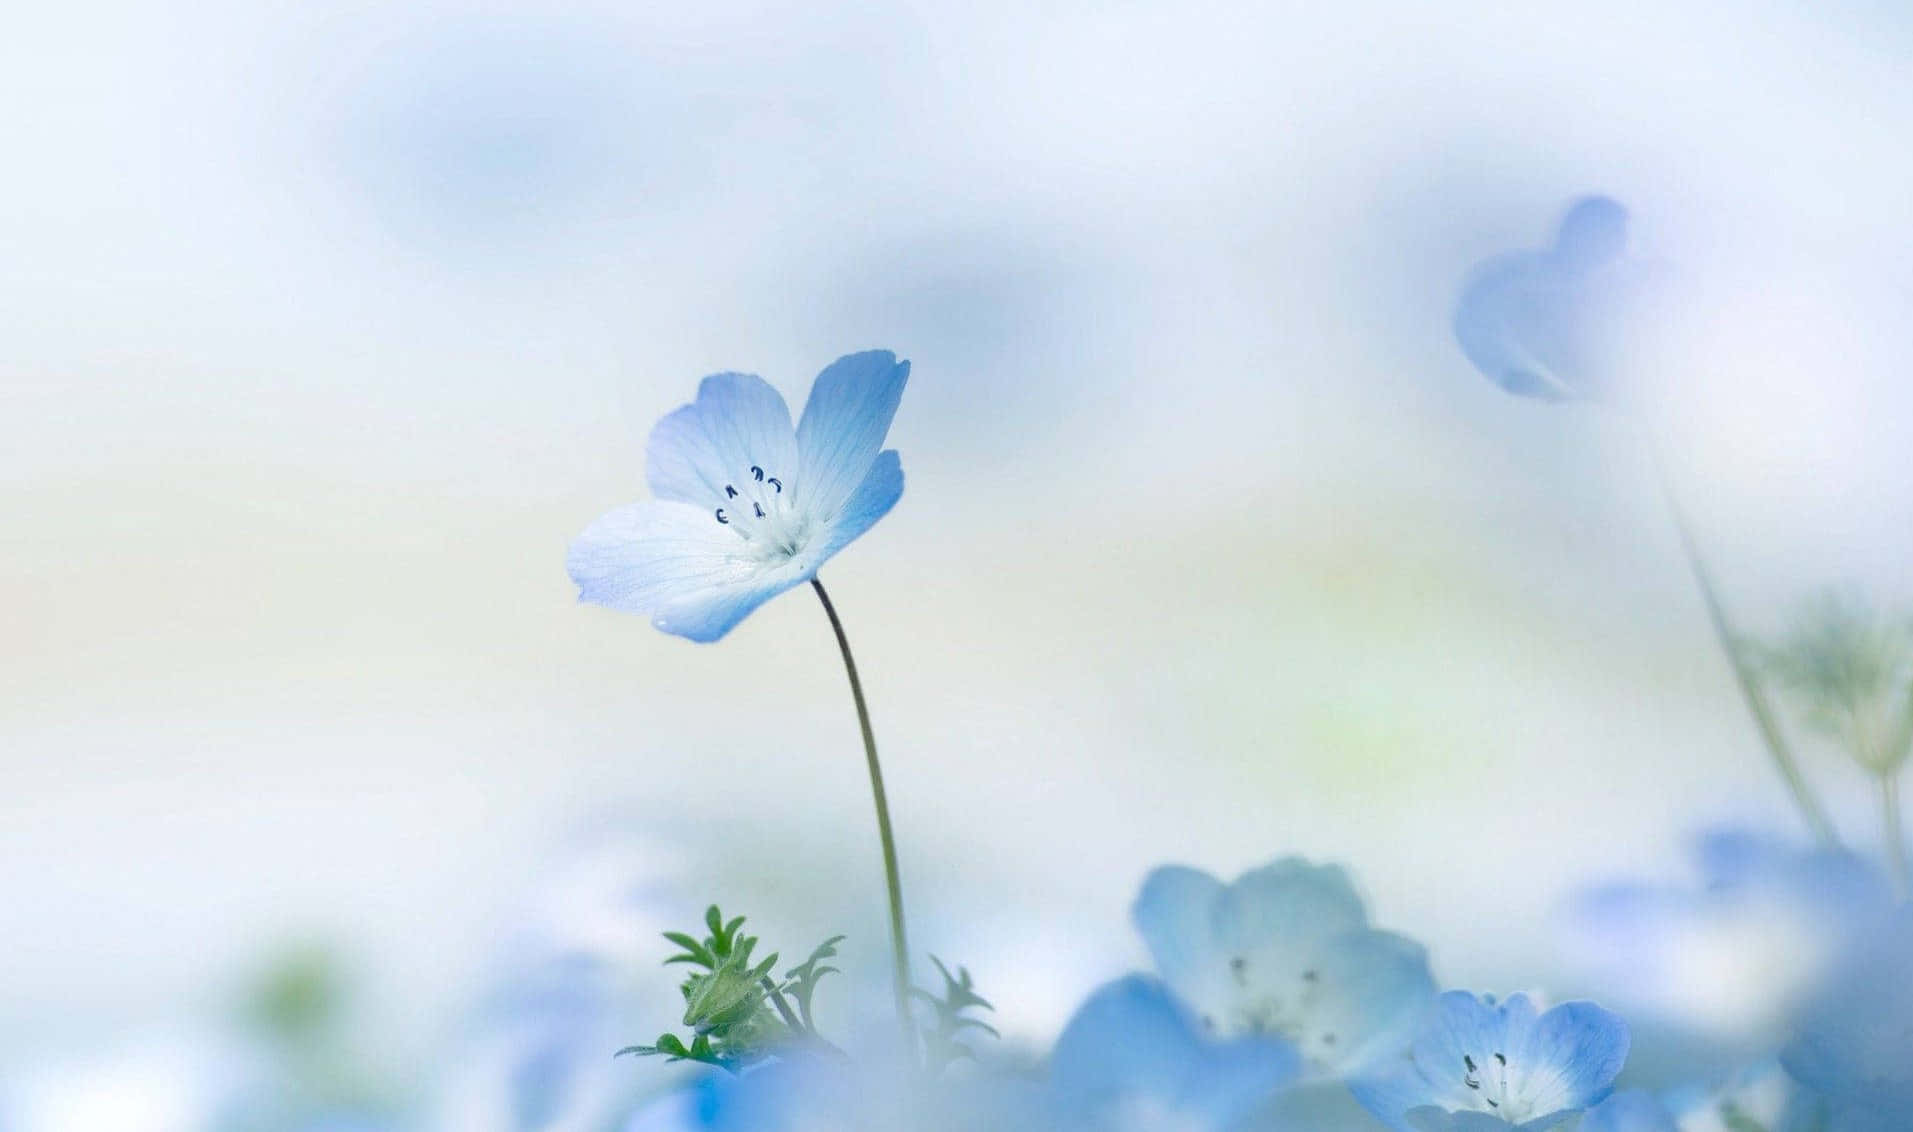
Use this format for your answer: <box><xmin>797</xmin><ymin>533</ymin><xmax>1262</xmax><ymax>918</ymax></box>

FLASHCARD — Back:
<box><xmin>810</xmin><ymin>577</ymin><xmax>915</xmax><ymax>1054</ymax></box>
<box><xmin>1883</xmin><ymin>773</ymin><xmax>1909</xmax><ymax>901</ymax></box>
<box><xmin>1644</xmin><ymin>436</ymin><xmax>1838</xmax><ymax>846</ymax></box>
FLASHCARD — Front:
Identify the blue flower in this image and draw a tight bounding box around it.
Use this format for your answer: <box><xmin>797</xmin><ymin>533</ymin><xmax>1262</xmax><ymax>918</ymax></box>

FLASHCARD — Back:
<box><xmin>568</xmin><ymin>350</ymin><xmax>908</xmax><ymax>642</ymax></box>
<box><xmin>1352</xmin><ymin>991</ymin><xmax>1629</xmax><ymax>1132</ymax></box>
<box><xmin>648</xmin><ymin>1050</ymin><xmax>1044</xmax><ymax>1132</ymax></box>
<box><xmin>428</xmin><ymin>956</ymin><xmax>634</xmax><ymax>1132</ymax></box>
<box><xmin>1049</xmin><ymin>975</ymin><xmax>1304</xmax><ymax>1131</ymax></box>
<box><xmin>1782</xmin><ymin>909</ymin><xmax>1913</xmax><ymax>1132</ymax></box>
<box><xmin>1132</xmin><ymin>859</ymin><xmax>1435</xmax><ymax>1077</ymax></box>
<box><xmin>1453</xmin><ymin>196</ymin><xmax>1662</xmax><ymax>403</ymax></box>
<box><xmin>1567</xmin><ymin>830</ymin><xmax>1894</xmax><ymax>1045</ymax></box>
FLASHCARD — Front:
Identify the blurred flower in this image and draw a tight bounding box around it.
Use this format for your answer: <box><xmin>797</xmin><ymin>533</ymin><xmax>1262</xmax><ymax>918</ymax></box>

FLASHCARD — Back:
<box><xmin>1662</xmin><ymin>1061</ymin><xmax>1807</xmax><ymax>1132</ymax></box>
<box><xmin>1351</xmin><ymin>991</ymin><xmax>1629</xmax><ymax>1132</ymax></box>
<box><xmin>1566</xmin><ymin>830</ymin><xmax>1894</xmax><ymax>1045</ymax></box>
<box><xmin>1131</xmin><ymin>859</ymin><xmax>1434</xmax><ymax>1076</ymax></box>
<box><xmin>568</xmin><ymin>351</ymin><xmax>908</xmax><ymax>642</ymax></box>
<box><xmin>1048</xmin><ymin>975</ymin><xmax>1303</xmax><ymax>1131</ymax></box>
<box><xmin>1781</xmin><ymin>909</ymin><xmax>1913</xmax><ymax>1132</ymax></box>
<box><xmin>425</xmin><ymin>956</ymin><xmax>636</xmax><ymax>1132</ymax></box>
<box><xmin>1453</xmin><ymin>196</ymin><xmax>1665</xmax><ymax>403</ymax></box>
<box><xmin>1581</xmin><ymin>1091</ymin><xmax>1677</xmax><ymax>1132</ymax></box>
<box><xmin>647</xmin><ymin>1050</ymin><xmax>1043</xmax><ymax>1132</ymax></box>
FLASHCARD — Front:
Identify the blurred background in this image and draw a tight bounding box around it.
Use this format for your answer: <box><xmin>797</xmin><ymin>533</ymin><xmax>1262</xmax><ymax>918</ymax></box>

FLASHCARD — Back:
<box><xmin>4</xmin><ymin>0</ymin><xmax>1911</xmax><ymax>1127</ymax></box>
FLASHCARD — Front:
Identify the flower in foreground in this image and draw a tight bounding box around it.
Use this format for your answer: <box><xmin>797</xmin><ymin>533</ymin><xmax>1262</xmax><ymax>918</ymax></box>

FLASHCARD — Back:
<box><xmin>1048</xmin><ymin>976</ymin><xmax>1303</xmax><ymax>1131</ymax></box>
<box><xmin>568</xmin><ymin>350</ymin><xmax>908</xmax><ymax>642</ymax></box>
<box><xmin>1782</xmin><ymin>909</ymin><xmax>1913</xmax><ymax>1132</ymax></box>
<box><xmin>629</xmin><ymin>1049</ymin><xmax>1042</xmax><ymax>1132</ymax></box>
<box><xmin>1453</xmin><ymin>195</ymin><xmax>1663</xmax><ymax>404</ymax></box>
<box><xmin>1132</xmin><ymin>858</ymin><xmax>1435</xmax><ymax>1077</ymax></box>
<box><xmin>1566</xmin><ymin>830</ymin><xmax>1893</xmax><ymax>1045</ymax></box>
<box><xmin>1351</xmin><ymin>991</ymin><xmax>1629</xmax><ymax>1131</ymax></box>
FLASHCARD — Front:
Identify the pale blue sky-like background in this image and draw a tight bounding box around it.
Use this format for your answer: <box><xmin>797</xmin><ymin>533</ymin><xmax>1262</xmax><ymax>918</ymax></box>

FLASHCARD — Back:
<box><xmin>3</xmin><ymin>0</ymin><xmax>1912</xmax><ymax>1119</ymax></box>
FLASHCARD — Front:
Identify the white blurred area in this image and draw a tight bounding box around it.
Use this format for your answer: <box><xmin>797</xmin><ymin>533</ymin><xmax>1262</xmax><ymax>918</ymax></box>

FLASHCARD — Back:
<box><xmin>4</xmin><ymin>0</ymin><xmax>1912</xmax><ymax>1111</ymax></box>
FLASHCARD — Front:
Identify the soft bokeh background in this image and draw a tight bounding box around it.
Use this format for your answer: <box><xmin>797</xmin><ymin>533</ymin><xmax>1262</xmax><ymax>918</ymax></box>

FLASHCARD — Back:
<box><xmin>5</xmin><ymin>0</ymin><xmax>1911</xmax><ymax>1125</ymax></box>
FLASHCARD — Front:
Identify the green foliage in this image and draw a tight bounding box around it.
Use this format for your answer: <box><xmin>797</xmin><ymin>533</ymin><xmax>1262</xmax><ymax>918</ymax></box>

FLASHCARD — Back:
<box><xmin>782</xmin><ymin>935</ymin><xmax>845</xmax><ymax>1032</ymax></box>
<box><xmin>1760</xmin><ymin>592</ymin><xmax>1913</xmax><ymax>775</ymax></box>
<box><xmin>911</xmin><ymin>955</ymin><xmax>999</xmax><ymax>1073</ymax></box>
<box><xmin>620</xmin><ymin>905</ymin><xmax>842</xmax><ymax>1072</ymax></box>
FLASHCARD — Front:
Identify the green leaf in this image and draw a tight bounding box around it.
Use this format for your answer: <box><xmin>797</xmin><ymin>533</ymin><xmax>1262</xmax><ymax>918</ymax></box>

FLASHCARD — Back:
<box><xmin>913</xmin><ymin>954</ymin><xmax>999</xmax><ymax>1074</ymax></box>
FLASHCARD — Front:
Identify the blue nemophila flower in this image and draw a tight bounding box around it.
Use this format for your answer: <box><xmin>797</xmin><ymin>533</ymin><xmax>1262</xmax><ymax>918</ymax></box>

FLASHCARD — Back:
<box><xmin>1132</xmin><ymin>859</ymin><xmax>1435</xmax><ymax>1077</ymax></box>
<box><xmin>1782</xmin><ymin>909</ymin><xmax>1913</xmax><ymax>1132</ymax></box>
<box><xmin>1453</xmin><ymin>196</ymin><xmax>1663</xmax><ymax>403</ymax></box>
<box><xmin>568</xmin><ymin>350</ymin><xmax>908</xmax><ymax>642</ymax></box>
<box><xmin>1049</xmin><ymin>976</ymin><xmax>1303</xmax><ymax>1131</ymax></box>
<box><xmin>1352</xmin><ymin>991</ymin><xmax>1629</xmax><ymax>1132</ymax></box>
<box><xmin>1568</xmin><ymin>830</ymin><xmax>1893</xmax><ymax>1046</ymax></box>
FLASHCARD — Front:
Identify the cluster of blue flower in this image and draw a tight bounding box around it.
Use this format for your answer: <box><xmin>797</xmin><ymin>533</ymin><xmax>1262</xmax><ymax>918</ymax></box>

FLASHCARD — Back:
<box><xmin>602</xmin><ymin>845</ymin><xmax>1907</xmax><ymax>1132</ymax></box>
<box><xmin>556</xmin><ymin>198</ymin><xmax>1912</xmax><ymax>1131</ymax></box>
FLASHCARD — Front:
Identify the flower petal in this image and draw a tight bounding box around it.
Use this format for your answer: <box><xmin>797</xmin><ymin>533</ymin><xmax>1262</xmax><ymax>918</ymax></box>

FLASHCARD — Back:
<box><xmin>1051</xmin><ymin>976</ymin><xmax>1299</xmax><ymax>1126</ymax></box>
<box><xmin>803</xmin><ymin>449</ymin><xmax>904</xmax><ymax>569</ymax></box>
<box><xmin>794</xmin><ymin>350</ymin><xmax>909</xmax><ymax>520</ymax></box>
<box><xmin>646</xmin><ymin>373</ymin><xmax>797</xmax><ymax>508</ymax></box>
<box><xmin>567</xmin><ymin>501</ymin><xmax>751</xmax><ymax>613</ymax></box>
<box><xmin>566</xmin><ymin>500</ymin><xmax>804</xmax><ymax>641</ymax></box>
<box><xmin>1213</xmin><ymin>858</ymin><xmax>1368</xmax><ymax>956</ymax></box>
<box><xmin>1133</xmin><ymin>865</ymin><xmax>1230</xmax><ymax>991</ymax></box>
<box><xmin>1297</xmin><ymin>930</ymin><xmax>1436</xmax><ymax>1073</ymax></box>
<box><xmin>1509</xmin><ymin>1000</ymin><xmax>1630</xmax><ymax>1117</ymax></box>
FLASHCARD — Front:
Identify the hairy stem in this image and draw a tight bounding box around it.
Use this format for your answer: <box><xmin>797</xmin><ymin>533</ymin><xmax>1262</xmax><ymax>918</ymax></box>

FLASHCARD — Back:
<box><xmin>1883</xmin><ymin>773</ymin><xmax>1909</xmax><ymax>900</ymax></box>
<box><xmin>811</xmin><ymin>577</ymin><xmax>915</xmax><ymax>1055</ymax></box>
<box><xmin>1646</xmin><ymin>437</ymin><xmax>1837</xmax><ymax>846</ymax></box>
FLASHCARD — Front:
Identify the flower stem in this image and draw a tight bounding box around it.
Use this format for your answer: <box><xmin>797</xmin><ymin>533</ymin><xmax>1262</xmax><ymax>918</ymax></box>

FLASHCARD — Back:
<box><xmin>810</xmin><ymin>577</ymin><xmax>915</xmax><ymax>1053</ymax></box>
<box><xmin>1882</xmin><ymin>773</ymin><xmax>1909</xmax><ymax>900</ymax></box>
<box><xmin>1645</xmin><ymin>437</ymin><xmax>1838</xmax><ymax>846</ymax></box>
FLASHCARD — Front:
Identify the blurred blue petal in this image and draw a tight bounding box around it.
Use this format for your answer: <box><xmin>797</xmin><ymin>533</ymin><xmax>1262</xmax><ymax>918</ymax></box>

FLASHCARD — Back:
<box><xmin>1133</xmin><ymin>859</ymin><xmax>1434</xmax><ymax>1077</ymax></box>
<box><xmin>1452</xmin><ymin>195</ymin><xmax>1662</xmax><ymax>403</ymax></box>
<box><xmin>1568</xmin><ymin>829</ymin><xmax>1895</xmax><ymax>1045</ymax></box>
<box><xmin>1782</xmin><ymin>908</ymin><xmax>1913</xmax><ymax>1129</ymax></box>
<box><xmin>1050</xmin><ymin>975</ymin><xmax>1302</xmax><ymax>1130</ymax></box>
<box><xmin>680</xmin><ymin>1050</ymin><xmax>1044</xmax><ymax>1132</ymax></box>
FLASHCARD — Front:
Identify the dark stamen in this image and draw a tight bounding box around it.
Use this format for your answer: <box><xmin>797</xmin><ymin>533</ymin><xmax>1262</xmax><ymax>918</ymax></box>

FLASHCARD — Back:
<box><xmin>725</xmin><ymin>485</ymin><xmax>738</xmax><ymax>498</ymax></box>
<box><xmin>1464</xmin><ymin>1056</ymin><xmax>1477</xmax><ymax>1073</ymax></box>
<box><xmin>751</xmin><ymin>465</ymin><xmax>765</xmax><ymax>481</ymax></box>
<box><xmin>767</xmin><ymin>477</ymin><xmax>782</xmax><ymax>493</ymax></box>
<box><xmin>1494</xmin><ymin>1053</ymin><xmax>1506</xmax><ymax>1067</ymax></box>
<box><xmin>715</xmin><ymin>509</ymin><xmax>729</xmax><ymax>524</ymax></box>
<box><xmin>754</xmin><ymin>502</ymin><xmax>765</xmax><ymax>518</ymax></box>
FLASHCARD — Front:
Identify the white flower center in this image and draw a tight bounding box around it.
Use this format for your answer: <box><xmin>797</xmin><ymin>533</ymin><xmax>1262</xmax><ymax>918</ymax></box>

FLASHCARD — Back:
<box><xmin>1455</xmin><ymin>1049</ymin><xmax>1530</xmax><ymax>1123</ymax></box>
<box><xmin>710</xmin><ymin>464</ymin><xmax>811</xmax><ymax>561</ymax></box>
<box><xmin>1210</xmin><ymin>955</ymin><xmax>1345</xmax><ymax>1071</ymax></box>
